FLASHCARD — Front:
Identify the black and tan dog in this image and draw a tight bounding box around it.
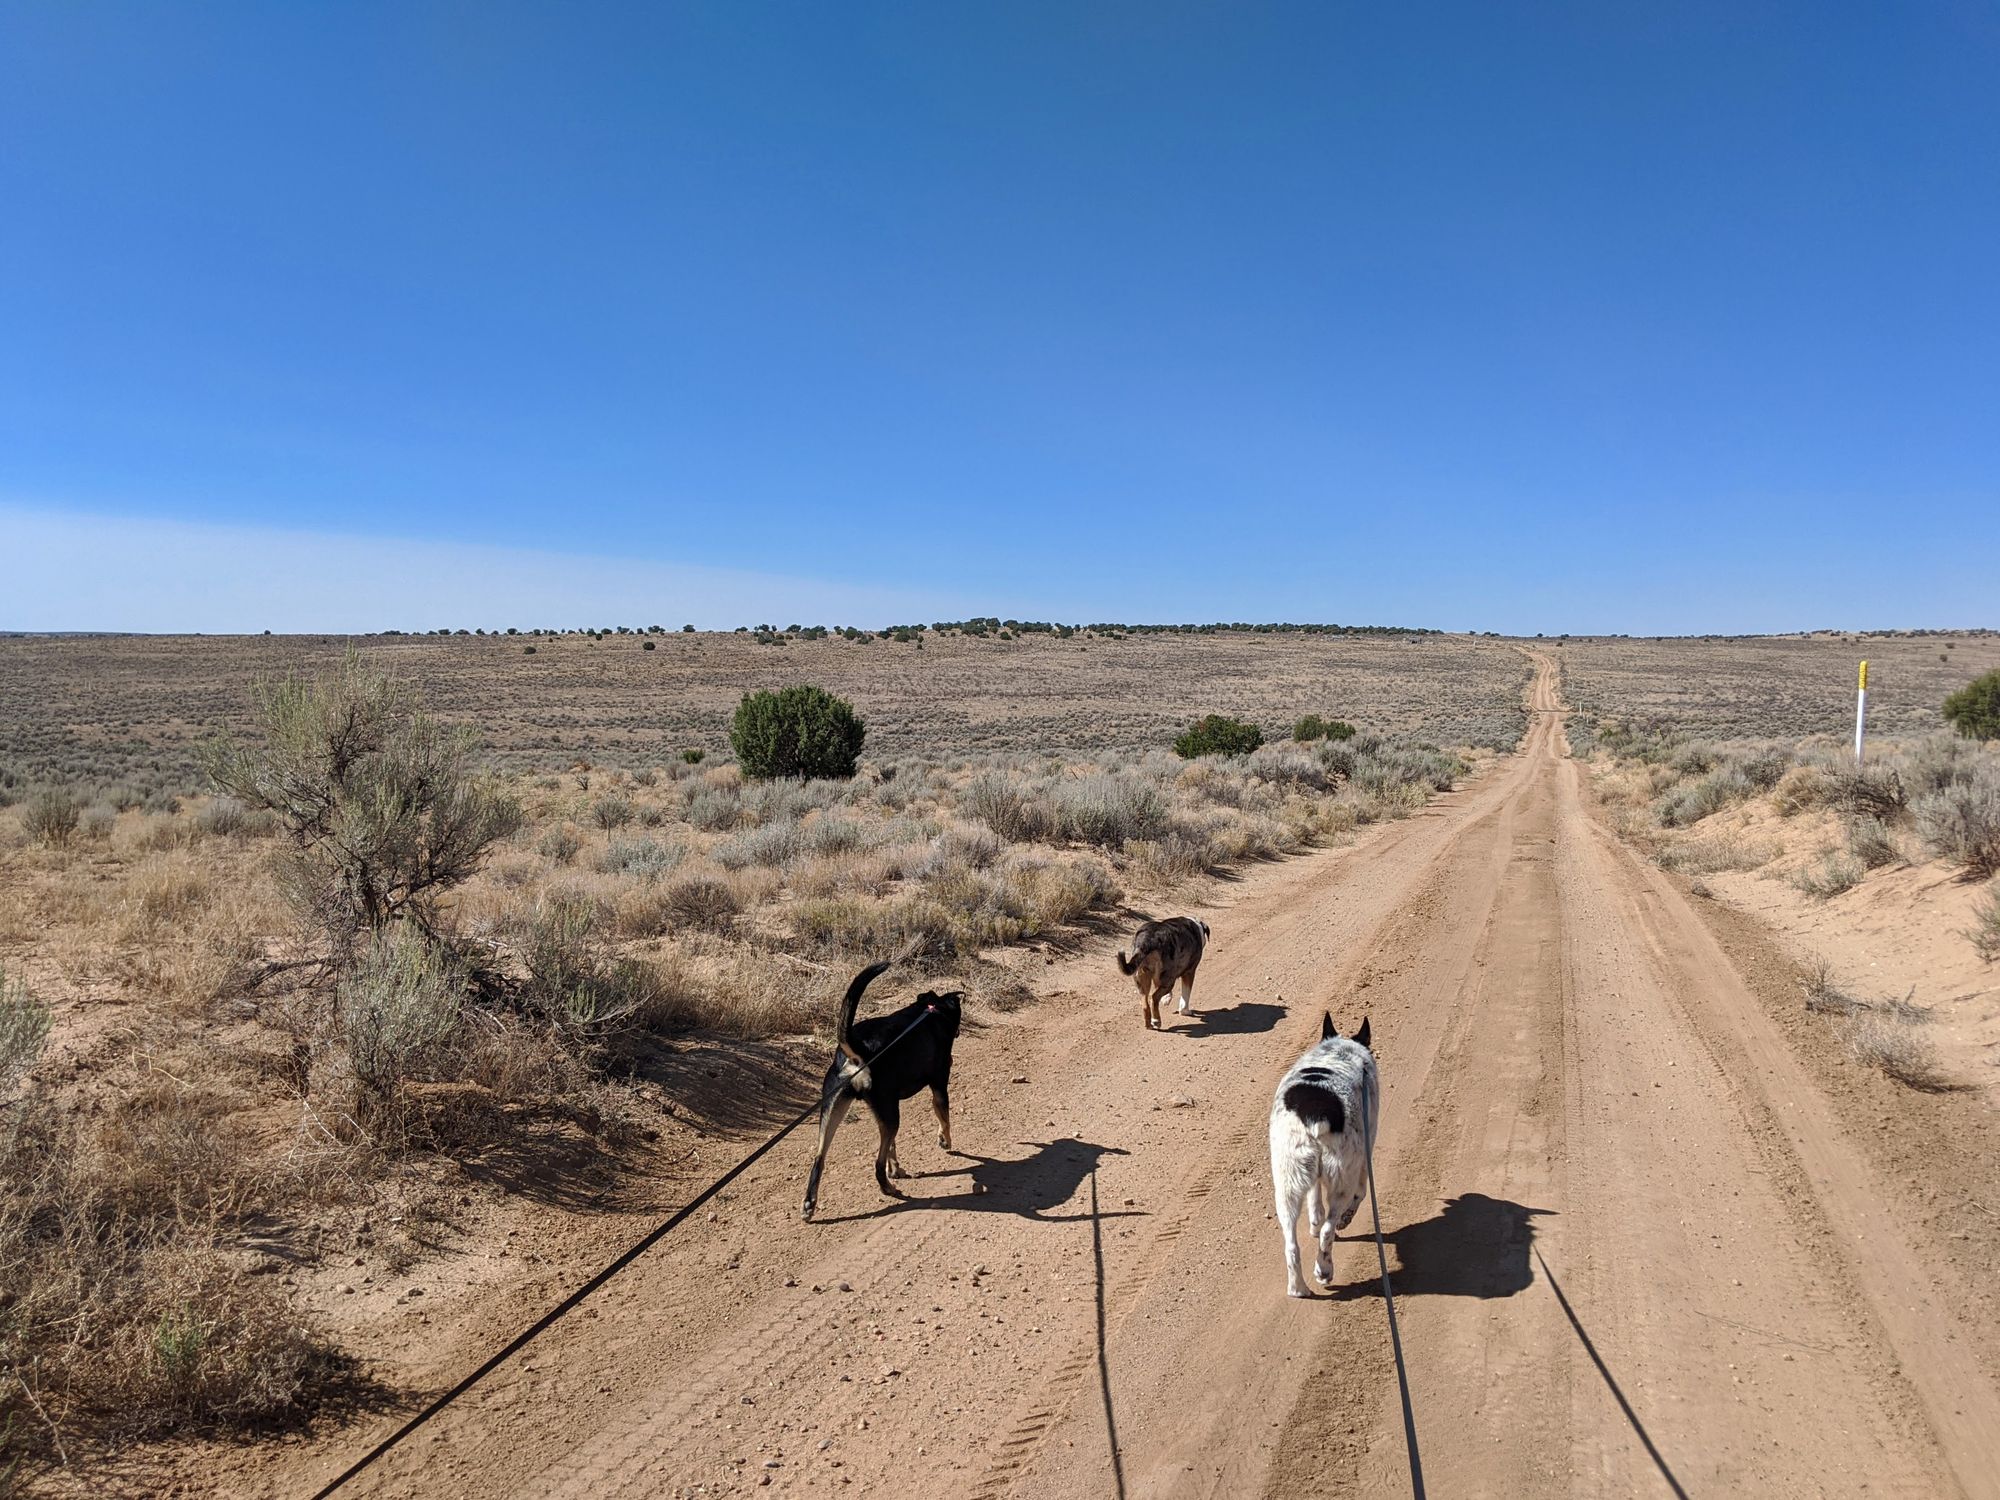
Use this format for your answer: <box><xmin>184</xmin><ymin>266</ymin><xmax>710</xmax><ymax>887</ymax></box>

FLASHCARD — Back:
<box><xmin>1117</xmin><ymin>916</ymin><xmax>1211</xmax><ymax>1030</ymax></box>
<box><xmin>801</xmin><ymin>962</ymin><xmax>964</xmax><ymax>1221</ymax></box>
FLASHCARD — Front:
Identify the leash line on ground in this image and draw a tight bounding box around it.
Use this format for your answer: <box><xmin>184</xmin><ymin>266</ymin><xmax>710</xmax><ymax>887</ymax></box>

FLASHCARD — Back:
<box><xmin>1360</xmin><ymin>1072</ymin><xmax>1426</xmax><ymax>1500</ymax></box>
<box><xmin>305</xmin><ymin>1097</ymin><xmax>817</xmax><ymax>1498</ymax></box>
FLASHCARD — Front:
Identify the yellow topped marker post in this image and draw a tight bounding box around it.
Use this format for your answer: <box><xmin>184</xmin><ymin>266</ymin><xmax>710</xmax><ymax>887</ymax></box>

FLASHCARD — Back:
<box><xmin>1854</xmin><ymin>659</ymin><xmax>1869</xmax><ymax>767</ymax></box>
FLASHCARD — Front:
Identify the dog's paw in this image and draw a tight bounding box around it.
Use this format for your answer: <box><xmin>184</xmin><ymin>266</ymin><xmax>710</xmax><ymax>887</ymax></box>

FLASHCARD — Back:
<box><xmin>1287</xmin><ymin>1277</ymin><xmax>1313</xmax><ymax>1299</ymax></box>
<box><xmin>1335</xmin><ymin>1202</ymin><xmax>1360</xmax><ymax>1231</ymax></box>
<box><xmin>937</xmin><ymin>1131</ymin><xmax>951</xmax><ymax>1150</ymax></box>
<box><xmin>1314</xmin><ymin>1257</ymin><xmax>1334</xmax><ymax>1284</ymax></box>
<box><xmin>801</xmin><ymin>1201</ymin><xmax>817</xmax><ymax>1222</ymax></box>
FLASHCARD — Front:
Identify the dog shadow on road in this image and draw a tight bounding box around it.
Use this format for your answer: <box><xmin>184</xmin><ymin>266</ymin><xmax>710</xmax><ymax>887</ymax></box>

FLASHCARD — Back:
<box><xmin>808</xmin><ymin>1138</ymin><xmax>1141</xmax><ymax>1225</ymax></box>
<box><xmin>1172</xmin><ymin>1001</ymin><xmax>1287</xmax><ymax>1038</ymax></box>
<box><xmin>1324</xmin><ymin>1192</ymin><xmax>1555</xmax><ymax>1301</ymax></box>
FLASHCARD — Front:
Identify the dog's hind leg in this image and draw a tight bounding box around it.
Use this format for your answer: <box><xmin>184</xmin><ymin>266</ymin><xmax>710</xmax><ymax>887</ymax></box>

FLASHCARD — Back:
<box><xmin>1173</xmin><ymin>971</ymin><xmax>1195</xmax><ymax>1015</ymax></box>
<box><xmin>1311</xmin><ymin>1169</ymin><xmax>1338</xmax><ymax>1284</ymax></box>
<box><xmin>1274</xmin><ymin>1167</ymin><xmax>1311</xmax><ymax>1298</ymax></box>
<box><xmin>929</xmin><ymin>1083</ymin><xmax>952</xmax><ymax>1151</ymax></box>
<box><xmin>872</xmin><ymin>1099</ymin><xmax>905</xmax><ymax>1197</ymax></box>
<box><xmin>801</xmin><ymin>1091</ymin><xmax>855</xmax><ymax>1221</ymax></box>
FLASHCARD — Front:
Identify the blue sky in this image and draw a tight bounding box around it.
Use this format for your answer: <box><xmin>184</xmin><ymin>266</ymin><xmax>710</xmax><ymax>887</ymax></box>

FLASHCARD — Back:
<box><xmin>4</xmin><ymin>2</ymin><xmax>1996</xmax><ymax>634</ymax></box>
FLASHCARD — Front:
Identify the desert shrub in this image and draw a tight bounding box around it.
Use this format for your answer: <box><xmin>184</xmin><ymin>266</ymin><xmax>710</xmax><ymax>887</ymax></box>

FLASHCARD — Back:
<box><xmin>1822</xmin><ymin>764</ymin><xmax>1907</xmax><ymax>820</ymax></box>
<box><xmin>80</xmin><ymin>803</ymin><xmax>117</xmax><ymax>841</ymax></box>
<box><xmin>659</xmin><ymin>874</ymin><xmax>743</xmax><ymax>931</ymax></box>
<box><xmin>21</xmin><ymin>787</ymin><xmax>81</xmax><ymax>848</ymax></box>
<box><xmin>1771</xmin><ymin>764</ymin><xmax>1831</xmax><ymax>816</ymax></box>
<box><xmin>684</xmin><ymin>788</ymin><xmax>741</xmax><ymax>832</ymax></box>
<box><xmin>966</xmin><ymin>772</ymin><xmax>1053</xmax><ymax>843</ymax></box>
<box><xmin>1173</xmin><ymin>715</ymin><xmax>1264</xmax><ymax>759</ymax></box>
<box><xmin>793</xmin><ymin>895</ymin><xmax>959</xmax><ymax>959</ymax></box>
<box><xmin>1914</xmin><ymin>774</ymin><xmax>2000</xmax><ymax>878</ymax></box>
<box><xmin>1656</xmin><ymin>834</ymin><xmax>1778</xmax><ymax>875</ymax></box>
<box><xmin>339</xmin><ymin>930</ymin><xmax>466</xmax><ymax>1111</ymax></box>
<box><xmin>1846</xmin><ymin>1009</ymin><xmax>1954</xmax><ymax>1091</ymax></box>
<box><xmin>1050</xmin><ymin>773</ymin><xmax>1169</xmax><ymax>847</ymax></box>
<box><xmin>591</xmin><ymin>795</ymin><xmax>635</xmax><ymax>830</ymax></box>
<box><xmin>1844</xmin><ymin>816</ymin><xmax>1901</xmax><ymax>870</ymax></box>
<box><xmin>1292</xmin><ymin>715</ymin><xmax>1356</xmax><ymax>743</ymax></box>
<box><xmin>682</xmin><ymin>749</ymin><xmax>705</xmax><ymax>765</ymax></box>
<box><xmin>596</xmin><ymin>835</ymin><xmax>685</xmax><ymax>880</ymax></box>
<box><xmin>1968</xmin><ymin>881</ymin><xmax>2000</xmax><ymax>962</ymax></box>
<box><xmin>0</xmin><ymin>965</ymin><xmax>51</xmax><ymax>1100</ymax></box>
<box><xmin>913</xmin><ymin>825</ymin><xmax>1004</xmax><ymax>878</ymax></box>
<box><xmin>1792</xmin><ymin>849</ymin><xmax>1865</xmax><ymax>899</ymax></box>
<box><xmin>194</xmin><ymin>796</ymin><xmax>274</xmax><ymax>840</ymax></box>
<box><xmin>632</xmin><ymin>767</ymin><xmax>659</xmax><ymax>788</ymax></box>
<box><xmin>803</xmin><ymin>816</ymin><xmax>868</xmax><ymax>857</ymax></box>
<box><xmin>1942</xmin><ymin>669</ymin><xmax>2000</xmax><ymax>741</ymax></box>
<box><xmin>741</xmin><ymin>778</ymin><xmax>833</xmax><ymax>825</ymax></box>
<box><xmin>730</xmin><ymin>685</ymin><xmax>865</xmax><ymax>781</ymax></box>
<box><xmin>537</xmin><ymin>825</ymin><xmax>582</xmax><ymax>864</ymax></box>
<box><xmin>1655</xmin><ymin>766</ymin><xmax>1754</xmax><ymax>828</ymax></box>
<box><xmin>714</xmin><ymin>818</ymin><xmax>804</xmax><ymax>870</ymax></box>
<box><xmin>518</xmin><ymin>891</ymin><xmax>663</xmax><ymax>1036</ymax></box>
<box><xmin>204</xmin><ymin>653</ymin><xmax>522</xmax><ymax>950</ymax></box>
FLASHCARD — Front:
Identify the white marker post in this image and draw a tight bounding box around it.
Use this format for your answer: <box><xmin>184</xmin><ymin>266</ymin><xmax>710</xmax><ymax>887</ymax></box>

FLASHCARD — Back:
<box><xmin>1853</xmin><ymin>659</ymin><xmax>1869</xmax><ymax>767</ymax></box>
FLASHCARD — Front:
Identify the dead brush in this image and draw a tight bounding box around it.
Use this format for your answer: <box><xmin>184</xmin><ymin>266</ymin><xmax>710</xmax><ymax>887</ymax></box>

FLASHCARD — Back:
<box><xmin>1845</xmin><ymin>1007</ymin><xmax>1959</xmax><ymax>1092</ymax></box>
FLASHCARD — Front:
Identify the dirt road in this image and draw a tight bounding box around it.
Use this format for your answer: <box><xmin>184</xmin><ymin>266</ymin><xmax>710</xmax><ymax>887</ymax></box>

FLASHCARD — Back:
<box><xmin>311</xmin><ymin>654</ymin><xmax>2000</xmax><ymax>1499</ymax></box>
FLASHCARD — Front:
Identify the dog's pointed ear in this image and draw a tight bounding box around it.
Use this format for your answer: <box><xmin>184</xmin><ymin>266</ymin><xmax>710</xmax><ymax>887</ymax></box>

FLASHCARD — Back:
<box><xmin>1355</xmin><ymin>1017</ymin><xmax>1372</xmax><ymax>1051</ymax></box>
<box><xmin>1321</xmin><ymin>1012</ymin><xmax>1337</xmax><ymax>1041</ymax></box>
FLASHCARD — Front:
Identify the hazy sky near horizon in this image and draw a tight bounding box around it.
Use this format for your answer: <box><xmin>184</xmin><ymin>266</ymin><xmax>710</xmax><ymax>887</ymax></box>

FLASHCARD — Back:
<box><xmin>5</xmin><ymin>2</ymin><xmax>1997</xmax><ymax>635</ymax></box>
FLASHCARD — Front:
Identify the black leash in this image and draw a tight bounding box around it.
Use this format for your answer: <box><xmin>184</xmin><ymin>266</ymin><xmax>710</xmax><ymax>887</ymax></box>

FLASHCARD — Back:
<box><xmin>308</xmin><ymin>998</ymin><xmax>947</xmax><ymax>1497</ymax></box>
<box><xmin>1359</xmin><ymin>1071</ymin><xmax>1426</xmax><ymax>1500</ymax></box>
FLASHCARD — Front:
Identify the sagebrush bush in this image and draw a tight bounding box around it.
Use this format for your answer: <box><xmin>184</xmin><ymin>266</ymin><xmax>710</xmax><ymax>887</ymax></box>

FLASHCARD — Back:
<box><xmin>1792</xmin><ymin>849</ymin><xmax>1865</xmax><ymax>900</ymax></box>
<box><xmin>0</xmin><ymin>963</ymin><xmax>51</xmax><ymax>1099</ymax></box>
<box><xmin>519</xmin><ymin>891</ymin><xmax>663</xmax><ymax>1035</ymax></box>
<box><xmin>659</xmin><ymin>874</ymin><xmax>743</xmax><ymax>931</ymax></box>
<box><xmin>714</xmin><ymin>819</ymin><xmax>805</xmax><ymax>870</ymax></box>
<box><xmin>1845</xmin><ymin>816</ymin><xmax>1901</xmax><ymax>870</ymax></box>
<box><xmin>22</xmin><ymin>787</ymin><xmax>81</xmax><ymax>848</ymax></box>
<box><xmin>204</xmin><ymin>653</ymin><xmax>522</xmax><ymax>950</ymax></box>
<box><xmin>1942</xmin><ymin>669</ymin><xmax>2000</xmax><ymax>741</ymax></box>
<box><xmin>730</xmin><ymin>685</ymin><xmax>865</xmax><ymax>781</ymax></box>
<box><xmin>1914</xmin><ymin>774</ymin><xmax>2000</xmax><ymax>878</ymax></box>
<box><xmin>967</xmin><ymin>772</ymin><xmax>1053</xmax><ymax>842</ymax></box>
<box><xmin>1050</xmin><ymin>772</ymin><xmax>1169</xmax><ymax>847</ymax></box>
<box><xmin>537</xmin><ymin>825</ymin><xmax>582</xmax><ymax>864</ymax></box>
<box><xmin>339</xmin><ymin>930</ymin><xmax>466</xmax><ymax>1111</ymax></box>
<box><xmin>591</xmin><ymin>795</ymin><xmax>636</xmax><ymax>830</ymax></box>
<box><xmin>596</xmin><ymin>835</ymin><xmax>685</xmax><ymax>879</ymax></box>
<box><xmin>1173</xmin><ymin>714</ymin><xmax>1264</xmax><ymax>759</ymax></box>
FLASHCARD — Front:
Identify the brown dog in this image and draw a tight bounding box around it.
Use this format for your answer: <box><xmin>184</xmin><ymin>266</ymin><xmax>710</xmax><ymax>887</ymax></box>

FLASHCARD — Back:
<box><xmin>1116</xmin><ymin>916</ymin><xmax>1211</xmax><ymax>1030</ymax></box>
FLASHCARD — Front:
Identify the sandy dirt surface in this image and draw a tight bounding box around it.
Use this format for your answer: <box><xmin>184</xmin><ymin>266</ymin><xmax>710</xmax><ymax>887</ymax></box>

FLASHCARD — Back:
<box><xmin>252</xmin><ymin>654</ymin><xmax>1998</xmax><ymax>1500</ymax></box>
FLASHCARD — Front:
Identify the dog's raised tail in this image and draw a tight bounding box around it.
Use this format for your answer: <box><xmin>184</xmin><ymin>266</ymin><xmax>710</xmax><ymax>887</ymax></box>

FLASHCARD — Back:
<box><xmin>1115</xmin><ymin>950</ymin><xmax>1137</xmax><ymax>976</ymax></box>
<box><xmin>835</xmin><ymin>961</ymin><xmax>892</xmax><ymax>1071</ymax></box>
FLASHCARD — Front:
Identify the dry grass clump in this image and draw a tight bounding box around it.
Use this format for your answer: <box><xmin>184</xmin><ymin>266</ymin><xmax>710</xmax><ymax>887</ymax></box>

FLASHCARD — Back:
<box><xmin>0</xmin><ymin>1075</ymin><xmax>353</xmax><ymax>1457</ymax></box>
<box><xmin>1845</xmin><ymin>1008</ymin><xmax>1956</xmax><ymax>1091</ymax></box>
<box><xmin>1655</xmin><ymin>833</ymin><xmax>1779</xmax><ymax>875</ymax></box>
<box><xmin>1790</xmin><ymin>848</ymin><xmax>1865</xmax><ymax>900</ymax></box>
<box><xmin>1799</xmin><ymin>958</ymin><xmax>1959</xmax><ymax>1091</ymax></box>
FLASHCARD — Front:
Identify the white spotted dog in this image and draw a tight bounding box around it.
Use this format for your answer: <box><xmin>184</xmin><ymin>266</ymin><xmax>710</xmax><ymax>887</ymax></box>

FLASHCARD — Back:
<box><xmin>1269</xmin><ymin>1013</ymin><xmax>1377</xmax><ymax>1298</ymax></box>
